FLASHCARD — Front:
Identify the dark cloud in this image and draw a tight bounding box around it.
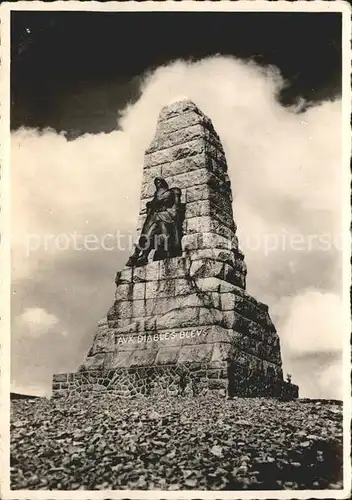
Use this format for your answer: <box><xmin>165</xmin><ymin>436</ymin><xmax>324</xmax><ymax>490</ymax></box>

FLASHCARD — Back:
<box><xmin>11</xmin><ymin>11</ymin><xmax>341</xmax><ymax>134</ymax></box>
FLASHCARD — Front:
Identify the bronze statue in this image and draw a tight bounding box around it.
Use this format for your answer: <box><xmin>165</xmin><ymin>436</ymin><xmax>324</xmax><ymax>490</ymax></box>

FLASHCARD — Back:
<box><xmin>127</xmin><ymin>177</ymin><xmax>184</xmax><ymax>266</ymax></box>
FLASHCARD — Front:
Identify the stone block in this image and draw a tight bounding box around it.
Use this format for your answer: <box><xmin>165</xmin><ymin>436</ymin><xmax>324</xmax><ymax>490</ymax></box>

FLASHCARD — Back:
<box><xmin>218</xmin><ymin>280</ymin><xmax>252</xmax><ymax>301</ymax></box>
<box><xmin>119</xmin><ymin>267</ymin><xmax>133</xmax><ymax>284</ymax></box>
<box><xmin>97</xmin><ymin>317</ymin><xmax>108</xmax><ymax>328</ymax></box>
<box><xmin>199</xmin><ymin>307</ymin><xmax>223</xmax><ymax>326</ymax></box>
<box><xmin>207</xmin><ymin>360</ymin><xmax>228</xmax><ymax>370</ymax></box>
<box><xmin>195</xmin><ymin>277</ymin><xmax>222</xmax><ymax>292</ymax></box>
<box><xmin>174</xmin><ymin>278</ymin><xmax>194</xmax><ymax>296</ymax></box>
<box><xmin>176</xmin><ymin>292</ymin><xmax>219</xmax><ymax>309</ymax></box>
<box><xmin>132</xmin><ymin>282</ymin><xmax>146</xmax><ymax>301</ymax></box>
<box><xmin>52</xmin><ymin>390</ymin><xmax>66</xmax><ymax>398</ymax></box>
<box><xmin>185</xmin><ymin>179</ymin><xmax>232</xmax><ymax>206</ymax></box>
<box><xmin>207</xmin><ymin>222</ymin><xmax>236</xmax><ymax>242</ymax></box>
<box><xmin>185</xmin><ymin>200</ymin><xmax>211</xmax><ymax>219</ymax></box>
<box><xmin>132</xmin><ymin>299</ymin><xmax>147</xmax><ymax>318</ymax></box>
<box><xmin>208</xmin><ymin>191</ymin><xmax>233</xmax><ymax>215</ymax></box>
<box><xmin>159</xmin><ymin>257</ymin><xmax>188</xmax><ymax>280</ymax></box>
<box><xmin>207</xmin><ymin>156</ymin><xmax>228</xmax><ymax>175</ymax></box>
<box><xmin>145</xmin><ymin>279</ymin><xmax>176</xmax><ymax>299</ymax></box>
<box><xmin>142</xmin><ymin>169</ymin><xmax>212</xmax><ymax>200</ymax></box>
<box><xmin>115</xmin><ymin>300</ymin><xmax>133</xmax><ymax>319</ymax></box>
<box><xmin>218</xmin><ymin>281</ymin><xmax>241</xmax><ymax>294</ymax></box>
<box><xmin>114</xmin><ymin>334</ymin><xmax>145</xmax><ymax>351</ymax></box>
<box><xmin>145</xmin><ymin>261</ymin><xmax>161</xmax><ymax>281</ymax></box>
<box><xmin>145</xmin><ymin>297</ymin><xmax>176</xmax><ymax>316</ymax></box>
<box><xmin>128</xmin><ymin>349</ymin><xmax>159</xmax><ymax>367</ymax></box>
<box><xmin>189</xmin><ymin>259</ymin><xmax>244</xmax><ymax>289</ymax></box>
<box><xmin>167</xmin><ymin>168</ymin><xmax>211</xmax><ymax>191</ymax></box>
<box><xmin>142</xmin><ymin>165</ymin><xmax>163</xmax><ymax>184</ymax></box>
<box><xmin>201</xmin><ymin>233</ymin><xmax>239</xmax><ymax>252</ymax></box>
<box><xmin>146</xmin><ymin>123</ymin><xmax>206</xmax><ymax>154</ymax></box>
<box><xmin>132</xmin><ymin>266</ymin><xmax>147</xmax><ymax>283</ymax></box>
<box><xmin>140</xmin><ymin>182</ymin><xmax>157</xmax><ymax>199</ymax></box>
<box><xmin>211</xmin><ymin>342</ymin><xmax>233</xmax><ymax>363</ymax></box>
<box><xmin>206</xmin><ymin>143</ymin><xmax>227</xmax><ymax>166</ymax></box>
<box><xmin>233</xmin><ymin>258</ymin><xmax>247</xmax><ymax>275</ymax></box>
<box><xmin>145</xmin><ymin>139</ymin><xmax>205</xmax><ymax>168</ymax></box>
<box><xmin>222</xmin><ymin>310</ymin><xmax>268</xmax><ymax>341</ymax></box>
<box><xmin>207</xmin><ymin>369</ymin><xmax>220</xmax><ymax>379</ymax></box>
<box><xmin>111</xmin><ymin>317</ymin><xmax>133</xmax><ymax>330</ymax></box>
<box><xmin>115</xmin><ymin>283</ymin><xmax>132</xmax><ymax>301</ymax></box>
<box><xmin>156</xmin><ymin>307</ymin><xmax>200</xmax><ymax>329</ymax></box>
<box><xmin>155</xmin><ymin>110</ymin><xmax>204</xmax><ymax>135</ymax></box>
<box><xmin>185</xmin><ymin>201</ymin><xmax>235</xmax><ymax>230</ymax></box>
<box><xmin>221</xmin><ymin>292</ymin><xmax>239</xmax><ymax>311</ymax></box>
<box><xmin>109</xmin><ymin>351</ymin><xmax>132</xmax><ymax>369</ymax></box>
<box><xmin>144</xmin><ymin>317</ymin><xmax>157</xmax><ymax>331</ymax></box>
<box><xmin>91</xmin><ymin>329</ymin><xmax>115</xmax><ymax>354</ymax></box>
<box><xmin>158</xmin><ymin>100</ymin><xmax>203</xmax><ymax>121</ymax></box>
<box><xmin>189</xmin><ymin>248</ymin><xmax>235</xmax><ymax>267</ymax></box>
<box><xmin>220</xmin><ymin>292</ymin><xmax>271</xmax><ymax>329</ymax></box>
<box><xmin>153</xmin><ymin>325</ymin><xmax>229</xmax><ymax>349</ymax></box>
<box><xmin>53</xmin><ymin>373</ymin><xmax>68</xmax><ymax>383</ymax></box>
<box><xmin>201</xmin><ymin>127</ymin><xmax>226</xmax><ymax>153</ymax></box>
<box><xmin>204</xmin><ymin>141</ymin><xmax>218</xmax><ymax>159</ymax></box>
<box><xmin>185</xmin><ymin>183</ymin><xmax>210</xmax><ymax>203</ymax></box>
<box><xmin>182</xmin><ymin>233</ymin><xmax>203</xmax><ymax>251</ymax></box>
<box><xmin>186</xmin><ymin>216</ymin><xmax>218</xmax><ymax>235</ymax></box>
<box><xmin>178</xmin><ymin>343</ymin><xmax>213</xmax><ymax>364</ymax></box>
<box><xmin>155</xmin><ymin>346</ymin><xmax>181</xmax><ymax>365</ymax></box>
<box><xmin>79</xmin><ymin>353</ymin><xmax>107</xmax><ymax>370</ymax></box>
<box><xmin>128</xmin><ymin>319</ymin><xmax>141</xmax><ymax>334</ymax></box>
<box><xmin>161</xmin><ymin>152</ymin><xmax>207</xmax><ymax>178</ymax></box>
<box><xmin>190</xmin><ymin>258</ymin><xmax>224</xmax><ymax>280</ymax></box>
<box><xmin>223</xmin><ymin>263</ymin><xmax>246</xmax><ymax>288</ymax></box>
<box><xmin>207</xmin><ymin>171</ymin><xmax>232</xmax><ymax>201</ymax></box>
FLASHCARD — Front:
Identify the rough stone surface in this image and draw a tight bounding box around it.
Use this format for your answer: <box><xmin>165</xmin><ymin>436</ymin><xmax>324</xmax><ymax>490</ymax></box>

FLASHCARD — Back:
<box><xmin>52</xmin><ymin>364</ymin><xmax>297</xmax><ymax>400</ymax></box>
<box><xmin>53</xmin><ymin>99</ymin><xmax>298</xmax><ymax>399</ymax></box>
<box><xmin>11</xmin><ymin>396</ymin><xmax>342</xmax><ymax>490</ymax></box>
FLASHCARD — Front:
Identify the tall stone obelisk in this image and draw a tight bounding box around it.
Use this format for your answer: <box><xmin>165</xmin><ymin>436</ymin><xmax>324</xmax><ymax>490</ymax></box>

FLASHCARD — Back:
<box><xmin>52</xmin><ymin>99</ymin><xmax>298</xmax><ymax>399</ymax></box>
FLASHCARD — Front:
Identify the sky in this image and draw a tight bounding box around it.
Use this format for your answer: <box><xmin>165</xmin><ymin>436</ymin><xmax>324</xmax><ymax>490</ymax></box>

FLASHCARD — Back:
<box><xmin>10</xmin><ymin>10</ymin><xmax>346</xmax><ymax>398</ymax></box>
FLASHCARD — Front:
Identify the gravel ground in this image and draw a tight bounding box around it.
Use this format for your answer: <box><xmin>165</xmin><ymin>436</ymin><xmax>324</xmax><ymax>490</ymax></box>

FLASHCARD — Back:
<box><xmin>11</xmin><ymin>395</ymin><xmax>343</xmax><ymax>490</ymax></box>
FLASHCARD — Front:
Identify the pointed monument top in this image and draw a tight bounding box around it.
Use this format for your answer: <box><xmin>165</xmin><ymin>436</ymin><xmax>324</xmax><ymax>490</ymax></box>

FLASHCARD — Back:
<box><xmin>158</xmin><ymin>97</ymin><xmax>203</xmax><ymax>122</ymax></box>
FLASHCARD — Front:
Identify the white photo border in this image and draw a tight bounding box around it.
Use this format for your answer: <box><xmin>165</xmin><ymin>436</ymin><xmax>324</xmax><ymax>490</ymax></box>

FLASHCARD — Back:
<box><xmin>1</xmin><ymin>2</ymin><xmax>351</xmax><ymax>499</ymax></box>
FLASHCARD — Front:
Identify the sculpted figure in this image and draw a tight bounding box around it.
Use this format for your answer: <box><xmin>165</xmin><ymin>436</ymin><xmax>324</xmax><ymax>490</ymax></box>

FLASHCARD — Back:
<box><xmin>127</xmin><ymin>177</ymin><xmax>184</xmax><ymax>266</ymax></box>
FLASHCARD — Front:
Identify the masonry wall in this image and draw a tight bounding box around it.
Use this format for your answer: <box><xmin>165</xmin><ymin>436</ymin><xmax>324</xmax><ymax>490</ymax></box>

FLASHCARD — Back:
<box><xmin>52</xmin><ymin>364</ymin><xmax>298</xmax><ymax>400</ymax></box>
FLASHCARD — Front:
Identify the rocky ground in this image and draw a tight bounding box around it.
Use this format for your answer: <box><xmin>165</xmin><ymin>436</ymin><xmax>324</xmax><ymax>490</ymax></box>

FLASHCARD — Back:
<box><xmin>11</xmin><ymin>395</ymin><xmax>343</xmax><ymax>490</ymax></box>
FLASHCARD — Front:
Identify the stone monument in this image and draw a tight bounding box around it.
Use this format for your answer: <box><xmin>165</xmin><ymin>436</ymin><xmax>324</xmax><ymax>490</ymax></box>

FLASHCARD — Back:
<box><xmin>53</xmin><ymin>99</ymin><xmax>298</xmax><ymax>399</ymax></box>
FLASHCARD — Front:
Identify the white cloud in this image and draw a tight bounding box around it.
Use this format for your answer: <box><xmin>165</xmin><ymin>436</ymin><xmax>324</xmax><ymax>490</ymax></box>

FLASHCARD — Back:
<box><xmin>16</xmin><ymin>307</ymin><xmax>60</xmax><ymax>338</ymax></box>
<box><xmin>280</xmin><ymin>290</ymin><xmax>344</xmax><ymax>354</ymax></box>
<box><xmin>318</xmin><ymin>359</ymin><xmax>344</xmax><ymax>400</ymax></box>
<box><xmin>11</xmin><ymin>56</ymin><xmax>344</xmax><ymax>399</ymax></box>
<box><xmin>12</xmin><ymin>128</ymin><xmax>142</xmax><ymax>282</ymax></box>
<box><xmin>289</xmin><ymin>357</ymin><xmax>343</xmax><ymax>400</ymax></box>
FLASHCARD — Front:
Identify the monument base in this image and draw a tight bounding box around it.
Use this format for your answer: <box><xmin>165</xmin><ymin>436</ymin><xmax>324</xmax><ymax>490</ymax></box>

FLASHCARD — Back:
<box><xmin>52</xmin><ymin>364</ymin><xmax>298</xmax><ymax>400</ymax></box>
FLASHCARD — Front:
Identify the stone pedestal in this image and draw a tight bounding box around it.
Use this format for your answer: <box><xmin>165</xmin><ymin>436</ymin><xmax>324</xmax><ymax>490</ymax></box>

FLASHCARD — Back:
<box><xmin>52</xmin><ymin>99</ymin><xmax>298</xmax><ymax>400</ymax></box>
